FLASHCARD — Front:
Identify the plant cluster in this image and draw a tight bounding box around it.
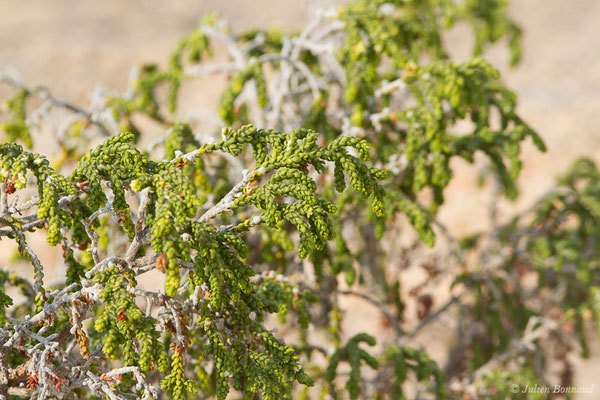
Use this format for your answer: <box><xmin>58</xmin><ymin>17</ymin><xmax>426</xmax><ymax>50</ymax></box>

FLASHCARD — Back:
<box><xmin>0</xmin><ymin>1</ymin><xmax>597</xmax><ymax>399</ymax></box>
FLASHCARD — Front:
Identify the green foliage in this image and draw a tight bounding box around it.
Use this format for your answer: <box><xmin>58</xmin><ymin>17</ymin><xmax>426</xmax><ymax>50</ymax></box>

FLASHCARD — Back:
<box><xmin>378</xmin><ymin>344</ymin><xmax>446</xmax><ymax>399</ymax></box>
<box><xmin>521</xmin><ymin>159</ymin><xmax>600</xmax><ymax>356</ymax></box>
<box><xmin>93</xmin><ymin>263</ymin><xmax>166</xmax><ymax>371</ymax></box>
<box><xmin>462</xmin><ymin>0</ymin><xmax>523</xmax><ymax>65</ymax></box>
<box><xmin>1</xmin><ymin>0</ymin><xmax>591</xmax><ymax>399</ymax></box>
<box><xmin>0</xmin><ymin>142</ymin><xmax>79</xmax><ymax>246</ymax></box>
<box><xmin>219</xmin><ymin>62</ymin><xmax>268</xmax><ymax>125</ymax></box>
<box><xmin>0</xmin><ymin>270</ymin><xmax>34</xmax><ymax>325</ymax></box>
<box><xmin>0</xmin><ymin>285</ymin><xmax>13</xmax><ymax>326</ymax></box>
<box><xmin>325</xmin><ymin>333</ymin><xmax>379</xmax><ymax>399</ymax></box>
<box><xmin>0</xmin><ymin>117</ymin><xmax>384</xmax><ymax>398</ymax></box>
<box><xmin>253</xmin><ymin>271</ymin><xmax>318</xmax><ymax>329</ymax></box>
<box><xmin>448</xmin><ymin>158</ymin><xmax>600</xmax><ymax>389</ymax></box>
<box><xmin>160</xmin><ymin>350</ymin><xmax>197</xmax><ymax>400</ymax></box>
<box><xmin>1</xmin><ymin>88</ymin><xmax>32</xmax><ymax>148</ymax></box>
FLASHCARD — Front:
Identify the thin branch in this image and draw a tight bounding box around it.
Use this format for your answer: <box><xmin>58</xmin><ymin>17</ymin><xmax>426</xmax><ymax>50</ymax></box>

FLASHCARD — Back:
<box><xmin>336</xmin><ymin>289</ymin><xmax>404</xmax><ymax>336</ymax></box>
<box><xmin>0</xmin><ymin>71</ymin><xmax>112</xmax><ymax>137</ymax></box>
<box><xmin>403</xmin><ymin>294</ymin><xmax>463</xmax><ymax>342</ymax></box>
<box><xmin>198</xmin><ymin>167</ymin><xmax>266</xmax><ymax>223</ymax></box>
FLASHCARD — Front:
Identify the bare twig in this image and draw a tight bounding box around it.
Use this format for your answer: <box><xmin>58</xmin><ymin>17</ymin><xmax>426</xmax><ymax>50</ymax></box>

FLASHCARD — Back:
<box><xmin>0</xmin><ymin>70</ymin><xmax>113</xmax><ymax>137</ymax></box>
<box><xmin>337</xmin><ymin>289</ymin><xmax>405</xmax><ymax>336</ymax></box>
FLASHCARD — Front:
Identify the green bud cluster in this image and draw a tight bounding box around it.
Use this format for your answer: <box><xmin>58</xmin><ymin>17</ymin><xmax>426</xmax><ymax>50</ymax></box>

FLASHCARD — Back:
<box><xmin>0</xmin><ymin>119</ymin><xmax>380</xmax><ymax>398</ymax></box>
<box><xmin>338</xmin><ymin>0</ymin><xmax>522</xmax><ymax>111</ymax></box>
<box><xmin>160</xmin><ymin>350</ymin><xmax>197</xmax><ymax>400</ymax></box>
<box><xmin>0</xmin><ymin>271</ymin><xmax>16</xmax><ymax>326</ymax></box>
<box><xmin>219</xmin><ymin>63</ymin><xmax>268</xmax><ymax>125</ymax></box>
<box><xmin>379</xmin><ymin>344</ymin><xmax>446</xmax><ymax>399</ymax></box>
<box><xmin>1</xmin><ymin>88</ymin><xmax>32</xmax><ymax>148</ymax></box>
<box><xmin>213</xmin><ymin>126</ymin><xmax>386</xmax><ymax>257</ymax></box>
<box><xmin>254</xmin><ymin>271</ymin><xmax>319</xmax><ymax>329</ymax></box>
<box><xmin>0</xmin><ymin>142</ymin><xmax>80</xmax><ymax>246</ymax></box>
<box><xmin>92</xmin><ymin>263</ymin><xmax>167</xmax><ymax>371</ymax></box>
<box><xmin>462</xmin><ymin>0</ymin><xmax>523</xmax><ymax>66</ymax></box>
<box><xmin>325</xmin><ymin>333</ymin><xmax>379</xmax><ymax>400</ymax></box>
<box><xmin>103</xmin><ymin>15</ymin><xmax>214</xmax><ymax>122</ymax></box>
<box><xmin>310</xmin><ymin>212</ymin><xmax>357</xmax><ymax>285</ymax></box>
<box><xmin>188</xmin><ymin>220</ymin><xmax>254</xmax><ymax>308</ymax></box>
<box><xmin>163</xmin><ymin>122</ymin><xmax>210</xmax><ymax>201</ymax></box>
<box><xmin>168</xmin><ymin>18</ymin><xmax>212</xmax><ymax>114</ymax></box>
<box><xmin>74</xmin><ymin>131</ymin><xmax>154</xmax><ymax>210</ymax></box>
<box><xmin>393</xmin><ymin>58</ymin><xmax>545</xmax><ymax>202</ymax></box>
<box><xmin>130</xmin><ymin>64</ymin><xmax>177</xmax><ymax>121</ymax></box>
<box><xmin>197</xmin><ymin>309</ymin><xmax>313</xmax><ymax>400</ymax></box>
<box><xmin>145</xmin><ymin>162</ymin><xmax>202</xmax><ymax>296</ymax></box>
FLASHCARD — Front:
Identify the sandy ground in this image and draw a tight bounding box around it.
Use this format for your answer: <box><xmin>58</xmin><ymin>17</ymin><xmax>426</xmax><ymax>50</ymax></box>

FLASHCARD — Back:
<box><xmin>1</xmin><ymin>0</ymin><xmax>600</xmax><ymax>397</ymax></box>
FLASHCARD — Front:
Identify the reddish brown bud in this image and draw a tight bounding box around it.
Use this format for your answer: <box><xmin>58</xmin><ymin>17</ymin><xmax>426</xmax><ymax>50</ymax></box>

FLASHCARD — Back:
<box><xmin>156</xmin><ymin>253</ymin><xmax>168</xmax><ymax>272</ymax></box>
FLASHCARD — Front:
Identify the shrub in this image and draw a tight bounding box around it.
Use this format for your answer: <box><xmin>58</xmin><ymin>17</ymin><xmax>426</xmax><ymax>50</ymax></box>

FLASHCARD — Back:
<box><xmin>0</xmin><ymin>1</ymin><xmax>597</xmax><ymax>399</ymax></box>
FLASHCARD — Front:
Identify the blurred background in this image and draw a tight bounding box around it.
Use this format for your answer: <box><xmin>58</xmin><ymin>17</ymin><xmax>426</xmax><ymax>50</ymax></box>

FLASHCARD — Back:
<box><xmin>1</xmin><ymin>0</ymin><xmax>599</xmax><ymax>396</ymax></box>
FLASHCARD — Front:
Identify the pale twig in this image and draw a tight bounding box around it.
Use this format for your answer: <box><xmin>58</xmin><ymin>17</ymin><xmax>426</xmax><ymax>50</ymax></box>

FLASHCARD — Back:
<box><xmin>336</xmin><ymin>289</ymin><xmax>404</xmax><ymax>336</ymax></box>
<box><xmin>84</xmin><ymin>371</ymin><xmax>130</xmax><ymax>400</ymax></box>
<box><xmin>10</xmin><ymin>223</ymin><xmax>45</xmax><ymax>294</ymax></box>
<box><xmin>469</xmin><ymin>316</ymin><xmax>558</xmax><ymax>383</ymax></box>
<box><xmin>403</xmin><ymin>294</ymin><xmax>463</xmax><ymax>343</ymax></box>
<box><xmin>184</xmin><ymin>61</ymin><xmax>238</xmax><ymax>78</ymax></box>
<box><xmin>125</xmin><ymin>188</ymin><xmax>151</xmax><ymax>262</ymax></box>
<box><xmin>0</xmin><ymin>71</ymin><xmax>112</xmax><ymax>137</ymax></box>
<box><xmin>0</xmin><ymin>183</ymin><xmax>8</xmax><ymax>217</ymax></box>
<box><xmin>82</xmin><ymin>203</ymin><xmax>113</xmax><ymax>265</ymax></box>
<box><xmin>198</xmin><ymin>167</ymin><xmax>266</xmax><ymax>223</ymax></box>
